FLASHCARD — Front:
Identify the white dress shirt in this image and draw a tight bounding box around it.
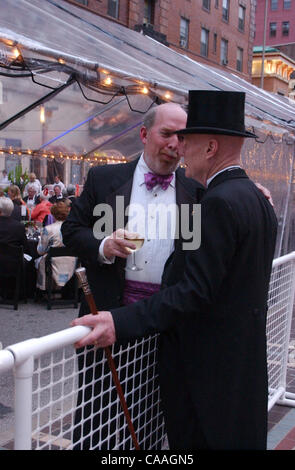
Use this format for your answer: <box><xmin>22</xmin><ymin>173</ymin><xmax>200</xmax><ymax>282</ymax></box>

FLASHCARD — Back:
<box><xmin>99</xmin><ymin>155</ymin><xmax>177</xmax><ymax>285</ymax></box>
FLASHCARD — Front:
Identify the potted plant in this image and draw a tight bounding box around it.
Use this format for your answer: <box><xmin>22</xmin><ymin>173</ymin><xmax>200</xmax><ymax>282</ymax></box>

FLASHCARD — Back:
<box><xmin>8</xmin><ymin>164</ymin><xmax>29</xmax><ymax>196</ymax></box>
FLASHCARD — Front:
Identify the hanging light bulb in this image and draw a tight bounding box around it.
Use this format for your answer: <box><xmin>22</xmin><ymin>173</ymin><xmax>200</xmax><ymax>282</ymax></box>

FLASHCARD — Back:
<box><xmin>103</xmin><ymin>76</ymin><xmax>112</xmax><ymax>86</ymax></box>
<box><xmin>12</xmin><ymin>47</ymin><xmax>20</xmax><ymax>59</ymax></box>
<box><xmin>141</xmin><ymin>86</ymin><xmax>149</xmax><ymax>94</ymax></box>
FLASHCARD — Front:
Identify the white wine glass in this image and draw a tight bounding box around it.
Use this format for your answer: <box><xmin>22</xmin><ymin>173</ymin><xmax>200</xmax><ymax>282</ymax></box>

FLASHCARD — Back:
<box><xmin>124</xmin><ymin>234</ymin><xmax>144</xmax><ymax>271</ymax></box>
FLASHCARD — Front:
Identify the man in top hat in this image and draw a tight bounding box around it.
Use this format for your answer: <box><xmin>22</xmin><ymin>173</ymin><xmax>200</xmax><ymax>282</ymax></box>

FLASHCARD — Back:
<box><xmin>71</xmin><ymin>90</ymin><xmax>278</xmax><ymax>450</ymax></box>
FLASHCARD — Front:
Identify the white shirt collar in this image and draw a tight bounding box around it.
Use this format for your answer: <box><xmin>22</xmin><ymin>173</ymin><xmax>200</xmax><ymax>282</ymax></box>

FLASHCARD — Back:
<box><xmin>207</xmin><ymin>165</ymin><xmax>241</xmax><ymax>187</ymax></box>
<box><xmin>137</xmin><ymin>153</ymin><xmax>176</xmax><ymax>188</ymax></box>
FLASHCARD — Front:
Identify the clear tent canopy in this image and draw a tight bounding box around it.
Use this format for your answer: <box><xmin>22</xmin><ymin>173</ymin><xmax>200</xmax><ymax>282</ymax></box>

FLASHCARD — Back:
<box><xmin>0</xmin><ymin>0</ymin><xmax>295</xmax><ymax>255</ymax></box>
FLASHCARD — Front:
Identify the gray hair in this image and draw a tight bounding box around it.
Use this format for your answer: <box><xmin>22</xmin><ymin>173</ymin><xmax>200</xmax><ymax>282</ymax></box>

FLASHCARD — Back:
<box><xmin>66</xmin><ymin>184</ymin><xmax>75</xmax><ymax>196</ymax></box>
<box><xmin>0</xmin><ymin>196</ymin><xmax>14</xmax><ymax>217</ymax></box>
<box><xmin>143</xmin><ymin>107</ymin><xmax>157</xmax><ymax>130</ymax></box>
<box><xmin>27</xmin><ymin>183</ymin><xmax>37</xmax><ymax>192</ymax></box>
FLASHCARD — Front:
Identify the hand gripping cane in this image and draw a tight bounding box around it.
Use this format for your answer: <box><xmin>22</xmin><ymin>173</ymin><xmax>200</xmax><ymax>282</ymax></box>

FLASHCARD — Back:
<box><xmin>75</xmin><ymin>267</ymin><xmax>140</xmax><ymax>450</ymax></box>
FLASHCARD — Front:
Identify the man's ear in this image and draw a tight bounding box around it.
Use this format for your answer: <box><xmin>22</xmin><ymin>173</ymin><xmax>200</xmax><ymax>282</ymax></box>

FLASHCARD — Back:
<box><xmin>140</xmin><ymin>126</ymin><xmax>148</xmax><ymax>145</ymax></box>
<box><xmin>206</xmin><ymin>139</ymin><xmax>218</xmax><ymax>159</ymax></box>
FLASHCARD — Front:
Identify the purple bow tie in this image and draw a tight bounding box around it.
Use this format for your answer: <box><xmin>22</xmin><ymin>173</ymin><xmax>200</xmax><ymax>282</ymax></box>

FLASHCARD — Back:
<box><xmin>144</xmin><ymin>172</ymin><xmax>173</xmax><ymax>191</ymax></box>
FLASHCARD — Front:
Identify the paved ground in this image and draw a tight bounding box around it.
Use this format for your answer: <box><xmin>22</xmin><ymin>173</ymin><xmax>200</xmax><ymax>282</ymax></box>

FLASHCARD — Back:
<box><xmin>0</xmin><ymin>299</ymin><xmax>79</xmax><ymax>446</ymax></box>
<box><xmin>0</xmin><ymin>299</ymin><xmax>294</xmax><ymax>451</ymax></box>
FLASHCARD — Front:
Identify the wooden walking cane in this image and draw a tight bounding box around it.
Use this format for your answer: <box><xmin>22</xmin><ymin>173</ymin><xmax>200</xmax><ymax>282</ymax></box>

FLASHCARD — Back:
<box><xmin>75</xmin><ymin>267</ymin><xmax>140</xmax><ymax>451</ymax></box>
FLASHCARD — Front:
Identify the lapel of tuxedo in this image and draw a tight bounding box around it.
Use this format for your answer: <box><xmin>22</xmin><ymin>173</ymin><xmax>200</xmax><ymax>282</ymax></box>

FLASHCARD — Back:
<box><xmin>105</xmin><ymin>158</ymin><xmax>139</xmax><ymax>231</ymax></box>
<box><xmin>175</xmin><ymin>168</ymin><xmax>200</xmax><ymax>251</ymax></box>
<box><xmin>104</xmin><ymin>158</ymin><xmax>139</xmax><ymax>277</ymax></box>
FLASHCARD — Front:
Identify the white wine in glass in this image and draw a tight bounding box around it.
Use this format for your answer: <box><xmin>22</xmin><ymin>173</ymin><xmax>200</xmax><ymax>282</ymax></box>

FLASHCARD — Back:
<box><xmin>124</xmin><ymin>236</ymin><xmax>144</xmax><ymax>271</ymax></box>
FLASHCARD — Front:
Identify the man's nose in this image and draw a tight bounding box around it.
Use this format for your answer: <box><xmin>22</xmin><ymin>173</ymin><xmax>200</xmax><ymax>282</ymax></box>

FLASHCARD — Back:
<box><xmin>167</xmin><ymin>133</ymin><xmax>180</xmax><ymax>148</ymax></box>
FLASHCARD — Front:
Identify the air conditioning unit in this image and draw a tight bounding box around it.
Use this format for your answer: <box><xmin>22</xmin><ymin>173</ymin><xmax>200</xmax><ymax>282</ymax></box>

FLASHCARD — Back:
<box><xmin>222</xmin><ymin>59</ymin><xmax>228</xmax><ymax>65</ymax></box>
<box><xmin>180</xmin><ymin>38</ymin><xmax>187</xmax><ymax>48</ymax></box>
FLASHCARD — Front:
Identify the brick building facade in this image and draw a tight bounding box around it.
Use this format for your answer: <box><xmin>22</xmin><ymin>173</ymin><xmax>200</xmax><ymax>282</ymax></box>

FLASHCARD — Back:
<box><xmin>254</xmin><ymin>0</ymin><xmax>295</xmax><ymax>51</ymax></box>
<box><xmin>253</xmin><ymin>0</ymin><xmax>295</xmax><ymax>98</ymax></box>
<box><xmin>67</xmin><ymin>0</ymin><xmax>256</xmax><ymax>81</ymax></box>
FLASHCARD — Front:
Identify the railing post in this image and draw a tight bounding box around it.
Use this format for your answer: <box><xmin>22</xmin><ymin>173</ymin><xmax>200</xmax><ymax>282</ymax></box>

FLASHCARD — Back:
<box><xmin>14</xmin><ymin>355</ymin><xmax>34</xmax><ymax>450</ymax></box>
<box><xmin>277</xmin><ymin>256</ymin><xmax>295</xmax><ymax>407</ymax></box>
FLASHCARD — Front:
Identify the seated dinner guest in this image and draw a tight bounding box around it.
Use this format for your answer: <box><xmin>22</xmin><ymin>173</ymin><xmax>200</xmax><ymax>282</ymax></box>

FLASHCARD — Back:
<box><xmin>31</xmin><ymin>190</ymin><xmax>52</xmax><ymax>223</ymax></box>
<box><xmin>0</xmin><ymin>197</ymin><xmax>31</xmax><ymax>273</ymax></box>
<box><xmin>0</xmin><ymin>197</ymin><xmax>29</xmax><ymax>247</ymax></box>
<box><xmin>35</xmin><ymin>201</ymin><xmax>76</xmax><ymax>291</ymax></box>
<box><xmin>7</xmin><ymin>184</ymin><xmax>26</xmax><ymax>221</ymax></box>
<box><xmin>23</xmin><ymin>185</ymin><xmax>40</xmax><ymax>210</ymax></box>
<box><xmin>49</xmin><ymin>184</ymin><xmax>64</xmax><ymax>204</ymax></box>
<box><xmin>65</xmin><ymin>184</ymin><xmax>76</xmax><ymax>205</ymax></box>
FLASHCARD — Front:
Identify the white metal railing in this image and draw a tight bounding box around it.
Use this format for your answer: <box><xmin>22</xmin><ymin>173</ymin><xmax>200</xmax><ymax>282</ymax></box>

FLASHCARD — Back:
<box><xmin>266</xmin><ymin>252</ymin><xmax>295</xmax><ymax>410</ymax></box>
<box><xmin>0</xmin><ymin>252</ymin><xmax>295</xmax><ymax>450</ymax></box>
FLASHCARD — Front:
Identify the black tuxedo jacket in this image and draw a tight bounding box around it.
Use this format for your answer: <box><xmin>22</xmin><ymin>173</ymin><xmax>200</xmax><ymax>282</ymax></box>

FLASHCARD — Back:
<box><xmin>0</xmin><ymin>216</ymin><xmax>28</xmax><ymax>247</ymax></box>
<box><xmin>111</xmin><ymin>168</ymin><xmax>278</xmax><ymax>450</ymax></box>
<box><xmin>61</xmin><ymin>158</ymin><xmax>205</xmax><ymax>315</ymax></box>
<box><xmin>0</xmin><ymin>216</ymin><xmax>30</xmax><ymax>275</ymax></box>
<box><xmin>48</xmin><ymin>195</ymin><xmax>64</xmax><ymax>204</ymax></box>
<box><xmin>23</xmin><ymin>195</ymin><xmax>41</xmax><ymax>205</ymax></box>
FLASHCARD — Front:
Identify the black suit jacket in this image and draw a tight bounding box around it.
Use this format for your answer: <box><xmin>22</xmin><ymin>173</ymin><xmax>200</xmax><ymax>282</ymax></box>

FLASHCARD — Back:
<box><xmin>111</xmin><ymin>168</ymin><xmax>278</xmax><ymax>450</ymax></box>
<box><xmin>23</xmin><ymin>195</ymin><xmax>41</xmax><ymax>205</ymax></box>
<box><xmin>0</xmin><ymin>216</ymin><xmax>31</xmax><ymax>275</ymax></box>
<box><xmin>48</xmin><ymin>195</ymin><xmax>65</xmax><ymax>204</ymax></box>
<box><xmin>0</xmin><ymin>216</ymin><xmax>28</xmax><ymax>247</ymax></box>
<box><xmin>61</xmin><ymin>158</ymin><xmax>205</xmax><ymax>315</ymax></box>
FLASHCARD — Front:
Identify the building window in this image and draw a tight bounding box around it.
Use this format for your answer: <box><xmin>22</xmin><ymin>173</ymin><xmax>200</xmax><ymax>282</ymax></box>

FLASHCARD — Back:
<box><xmin>269</xmin><ymin>22</ymin><xmax>277</xmax><ymax>37</ymax></box>
<box><xmin>270</xmin><ymin>0</ymin><xmax>278</xmax><ymax>10</ymax></box>
<box><xmin>213</xmin><ymin>33</ymin><xmax>217</xmax><ymax>54</ymax></box>
<box><xmin>283</xmin><ymin>0</ymin><xmax>291</xmax><ymax>9</ymax></box>
<box><xmin>238</xmin><ymin>5</ymin><xmax>245</xmax><ymax>31</ymax></box>
<box><xmin>282</xmin><ymin>21</ymin><xmax>290</xmax><ymax>36</ymax></box>
<box><xmin>237</xmin><ymin>47</ymin><xmax>243</xmax><ymax>71</ymax></box>
<box><xmin>222</xmin><ymin>0</ymin><xmax>230</xmax><ymax>22</ymax></box>
<box><xmin>201</xmin><ymin>28</ymin><xmax>209</xmax><ymax>57</ymax></box>
<box><xmin>215</xmin><ymin>0</ymin><xmax>219</xmax><ymax>7</ymax></box>
<box><xmin>180</xmin><ymin>17</ymin><xmax>189</xmax><ymax>48</ymax></box>
<box><xmin>221</xmin><ymin>38</ymin><xmax>228</xmax><ymax>64</ymax></box>
<box><xmin>75</xmin><ymin>0</ymin><xmax>88</xmax><ymax>5</ymax></box>
<box><xmin>144</xmin><ymin>0</ymin><xmax>155</xmax><ymax>25</ymax></box>
<box><xmin>202</xmin><ymin>0</ymin><xmax>211</xmax><ymax>10</ymax></box>
<box><xmin>107</xmin><ymin>0</ymin><xmax>119</xmax><ymax>18</ymax></box>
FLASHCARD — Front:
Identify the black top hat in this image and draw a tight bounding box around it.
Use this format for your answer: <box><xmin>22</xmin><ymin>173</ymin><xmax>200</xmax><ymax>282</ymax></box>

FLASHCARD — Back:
<box><xmin>175</xmin><ymin>90</ymin><xmax>256</xmax><ymax>138</ymax></box>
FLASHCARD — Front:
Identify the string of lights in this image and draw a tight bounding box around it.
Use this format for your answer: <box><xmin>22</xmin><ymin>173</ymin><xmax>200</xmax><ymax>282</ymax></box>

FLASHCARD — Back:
<box><xmin>0</xmin><ymin>147</ymin><xmax>128</xmax><ymax>165</ymax></box>
<box><xmin>0</xmin><ymin>42</ymin><xmax>168</xmax><ymax>110</ymax></box>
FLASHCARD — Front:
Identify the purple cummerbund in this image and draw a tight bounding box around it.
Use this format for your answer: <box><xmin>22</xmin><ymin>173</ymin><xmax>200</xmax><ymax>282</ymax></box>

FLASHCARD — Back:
<box><xmin>123</xmin><ymin>280</ymin><xmax>161</xmax><ymax>305</ymax></box>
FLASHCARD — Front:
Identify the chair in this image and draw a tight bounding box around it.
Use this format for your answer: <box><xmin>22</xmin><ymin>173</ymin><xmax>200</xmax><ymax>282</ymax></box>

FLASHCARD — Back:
<box><xmin>45</xmin><ymin>246</ymin><xmax>79</xmax><ymax>310</ymax></box>
<box><xmin>0</xmin><ymin>243</ymin><xmax>27</xmax><ymax>310</ymax></box>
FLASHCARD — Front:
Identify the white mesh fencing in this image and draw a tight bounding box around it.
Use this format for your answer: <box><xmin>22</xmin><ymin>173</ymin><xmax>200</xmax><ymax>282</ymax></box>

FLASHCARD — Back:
<box><xmin>0</xmin><ymin>252</ymin><xmax>294</xmax><ymax>450</ymax></box>
<box><xmin>267</xmin><ymin>253</ymin><xmax>295</xmax><ymax>410</ymax></box>
<box><xmin>29</xmin><ymin>335</ymin><xmax>165</xmax><ymax>450</ymax></box>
